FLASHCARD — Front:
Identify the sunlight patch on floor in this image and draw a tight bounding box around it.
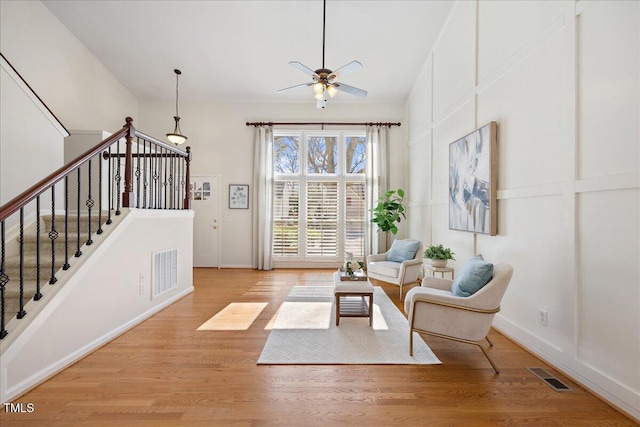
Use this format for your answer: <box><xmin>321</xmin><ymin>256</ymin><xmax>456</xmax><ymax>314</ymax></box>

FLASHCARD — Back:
<box><xmin>197</xmin><ymin>302</ymin><xmax>268</xmax><ymax>330</ymax></box>
<box><xmin>371</xmin><ymin>304</ymin><xmax>389</xmax><ymax>330</ymax></box>
<box><xmin>267</xmin><ymin>302</ymin><xmax>333</xmax><ymax>330</ymax></box>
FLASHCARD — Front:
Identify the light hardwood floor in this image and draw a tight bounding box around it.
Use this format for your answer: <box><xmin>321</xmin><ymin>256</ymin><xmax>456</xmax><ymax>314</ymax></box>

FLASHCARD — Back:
<box><xmin>2</xmin><ymin>268</ymin><xmax>636</xmax><ymax>426</ymax></box>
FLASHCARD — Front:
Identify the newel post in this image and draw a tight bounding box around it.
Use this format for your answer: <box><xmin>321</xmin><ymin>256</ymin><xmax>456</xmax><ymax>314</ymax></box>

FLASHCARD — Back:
<box><xmin>183</xmin><ymin>146</ymin><xmax>192</xmax><ymax>209</ymax></box>
<box><xmin>122</xmin><ymin>117</ymin><xmax>135</xmax><ymax>208</ymax></box>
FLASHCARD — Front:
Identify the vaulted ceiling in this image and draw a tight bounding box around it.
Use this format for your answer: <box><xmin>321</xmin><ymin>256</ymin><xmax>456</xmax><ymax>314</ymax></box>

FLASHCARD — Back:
<box><xmin>43</xmin><ymin>1</ymin><xmax>452</xmax><ymax>105</ymax></box>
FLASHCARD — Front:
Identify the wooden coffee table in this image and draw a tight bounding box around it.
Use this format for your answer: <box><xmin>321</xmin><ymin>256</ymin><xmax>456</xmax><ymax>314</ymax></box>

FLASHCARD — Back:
<box><xmin>333</xmin><ymin>271</ymin><xmax>374</xmax><ymax>326</ymax></box>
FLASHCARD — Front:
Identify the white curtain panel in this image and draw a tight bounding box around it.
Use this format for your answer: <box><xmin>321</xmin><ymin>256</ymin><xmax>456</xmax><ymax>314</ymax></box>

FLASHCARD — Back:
<box><xmin>252</xmin><ymin>126</ymin><xmax>274</xmax><ymax>270</ymax></box>
<box><xmin>365</xmin><ymin>125</ymin><xmax>389</xmax><ymax>256</ymax></box>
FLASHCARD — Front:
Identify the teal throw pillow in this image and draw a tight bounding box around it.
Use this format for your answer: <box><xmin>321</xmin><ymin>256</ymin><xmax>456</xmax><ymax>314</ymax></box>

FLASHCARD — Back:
<box><xmin>451</xmin><ymin>255</ymin><xmax>493</xmax><ymax>297</ymax></box>
<box><xmin>387</xmin><ymin>240</ymin><xmax>420</xmax><ymax>263</ymax></box>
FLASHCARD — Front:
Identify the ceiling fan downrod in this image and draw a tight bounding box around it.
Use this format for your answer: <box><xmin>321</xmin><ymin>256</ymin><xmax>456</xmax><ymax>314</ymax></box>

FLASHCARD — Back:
<box><xmin>322</xmin><ymin>0</ymin><xmax>326</xmax><ymax>69</ymax></box>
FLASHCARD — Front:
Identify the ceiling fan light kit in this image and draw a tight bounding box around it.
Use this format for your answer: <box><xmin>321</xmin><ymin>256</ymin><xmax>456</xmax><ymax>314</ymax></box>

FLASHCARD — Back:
<box><xmin>277</xmin><ymin>0</ymin><xmax>367</xmax><ymax>108</ymax></box>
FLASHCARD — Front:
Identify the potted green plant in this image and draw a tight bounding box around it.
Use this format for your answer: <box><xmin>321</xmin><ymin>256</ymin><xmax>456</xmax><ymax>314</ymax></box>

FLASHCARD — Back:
<box><xmin>423</xmin><ymin>244</ymin><xmax>455</xmax><ymax>268</ymax></box>
<box><xmin>370</xmin><ymin>189</ymin><xmax>406</xmax><ymax>236</ymax></box>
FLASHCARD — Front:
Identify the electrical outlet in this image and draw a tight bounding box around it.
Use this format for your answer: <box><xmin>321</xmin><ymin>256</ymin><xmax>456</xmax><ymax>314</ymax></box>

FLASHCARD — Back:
<box><xmin>538</xmin><ymin>309</ymin><xmax>548</xmax><ymax>327</ymax></box>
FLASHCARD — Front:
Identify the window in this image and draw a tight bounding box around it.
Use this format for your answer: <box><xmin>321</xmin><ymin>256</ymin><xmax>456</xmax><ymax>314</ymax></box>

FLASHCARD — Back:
<box><xmin>272</xmin><ymin>131</ymin><xmax>366</xmax><ymax>266</ymax></box>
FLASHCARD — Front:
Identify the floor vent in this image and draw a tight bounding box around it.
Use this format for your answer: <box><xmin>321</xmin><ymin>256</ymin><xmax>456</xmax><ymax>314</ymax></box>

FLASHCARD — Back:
<box><xmin>527</xmin><ymin>367</ymin><xmax>572</xmax><ymax>392</ymax></box>
<box><xmin>152</xmin><ymin>248</ymin><xmax>178</xmax><ymax>299</ymax></box>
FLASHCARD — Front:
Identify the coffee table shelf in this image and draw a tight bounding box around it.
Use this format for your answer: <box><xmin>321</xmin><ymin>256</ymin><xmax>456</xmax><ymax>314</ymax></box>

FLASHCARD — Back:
<box><xmin>333</xmin><ymin>271</ymin><xmax>374</xmax><ymax>326</ymax></box>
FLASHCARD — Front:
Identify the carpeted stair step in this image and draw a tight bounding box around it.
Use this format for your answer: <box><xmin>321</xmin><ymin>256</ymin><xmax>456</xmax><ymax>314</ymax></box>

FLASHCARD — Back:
<box><xmin>42</xmin><ymin>213</ymin><xmax>109</xmax><ymax>233</ymax></box>
<box><xmin>3</xmin><ymin>280</ymin><xmax>40</xmax><ymax>299</ymax></box>
<box><xmin>20</xmin><ymin>233</ymin><xmax>82</xmax><ymax>254</ymax></box>
<box><xmin>2</xmin><ymin>280</ymin><xmax>45</xmax><ymax>321</ymax></box>
<box><xmin>4</xmin><ymin>253</ymin><xmax>67</xmax><ymax>282</ymax></box>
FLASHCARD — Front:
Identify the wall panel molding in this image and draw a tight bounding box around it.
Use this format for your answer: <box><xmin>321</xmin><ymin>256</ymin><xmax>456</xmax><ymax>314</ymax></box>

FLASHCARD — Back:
<box><xmin>575</xmin><ymin>171</ymin><xmax>639</xmax><ymax>194</ymax></box>
<box><xmin>405</xmin><ymin>1</ymin><xmax>639</xmax><ymax>419</ymax></box>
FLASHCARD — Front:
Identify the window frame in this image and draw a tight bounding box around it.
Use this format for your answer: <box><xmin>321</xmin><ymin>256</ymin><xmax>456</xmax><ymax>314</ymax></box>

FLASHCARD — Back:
<box><xmin>272</xmin><ymin>130</ymin><xmax>366</xmax><ymax>268</ymax></box>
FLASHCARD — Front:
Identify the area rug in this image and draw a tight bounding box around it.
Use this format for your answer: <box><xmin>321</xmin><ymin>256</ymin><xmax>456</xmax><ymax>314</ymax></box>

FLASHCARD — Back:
<box><xmin>257</xmin><ymin>285</ymin><xmax>441</xmax><ymax>365</ymax></box>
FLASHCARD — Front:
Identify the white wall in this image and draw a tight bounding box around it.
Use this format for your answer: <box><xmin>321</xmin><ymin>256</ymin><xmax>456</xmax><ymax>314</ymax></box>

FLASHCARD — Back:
<box><xmin>405</xmin><ymin>0</ymin><xmax>639</xmax><ymax>420</ymax></box>
<box><xmin>0</xmin><ymin>209</ymin><xmax>194</xmax><ymax>402</ymax></box>
<box><xmin>138</xmin><ymin>100</ymin><xmax>406</xmax><ymax>267</ymax></box>
<box><xmin>0</xmin><ymin>1</ymin><xmax>138</xmax><ymax>132</ymax></box>
<box><xmin>0</xmin><ymin>62</ymin><xmax>65</xmax><ymax>206</ymax></box>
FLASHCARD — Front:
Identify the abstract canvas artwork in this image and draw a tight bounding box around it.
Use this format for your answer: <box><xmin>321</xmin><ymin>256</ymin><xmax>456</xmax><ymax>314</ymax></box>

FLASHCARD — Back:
<box><xmin>449</xmin><ymin>122</ymin><xmax>497</xmax><ymax>235</ymax></box>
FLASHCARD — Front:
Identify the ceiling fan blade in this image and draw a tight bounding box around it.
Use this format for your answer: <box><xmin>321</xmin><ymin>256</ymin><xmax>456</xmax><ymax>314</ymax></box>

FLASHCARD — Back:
<box><xmin>277</xmin><ymin>82</ymin><xmax>312</xmax><ymax>93</ymax></box>
<box><xmin>334</xmin><ymin>83</ymin><xmax>367</xmax><ymax>97</ymax></box>
<box><xmin>328</xmin><ymin>60</ymin><xmax>363</xmax><ymax>81</ymax></box>
<box><xmin>289</xmin><ymin>61</ymin><xmax>320</xmax><ymax>78</ymax></box>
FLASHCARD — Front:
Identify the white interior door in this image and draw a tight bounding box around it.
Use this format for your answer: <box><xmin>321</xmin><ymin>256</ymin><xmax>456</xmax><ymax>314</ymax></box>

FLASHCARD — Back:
<box><xmin>191</xmin><ymin>175</ymin><xmax>220</xmax><ymax>267</ymax></box>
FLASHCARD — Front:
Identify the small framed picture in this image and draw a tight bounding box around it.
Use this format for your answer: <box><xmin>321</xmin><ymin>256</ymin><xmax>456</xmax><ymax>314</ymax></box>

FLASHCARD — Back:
<box><xmin>229</xmin><ymin>184</ymin><xmax>249</xmax><ymax>209</ymax></box>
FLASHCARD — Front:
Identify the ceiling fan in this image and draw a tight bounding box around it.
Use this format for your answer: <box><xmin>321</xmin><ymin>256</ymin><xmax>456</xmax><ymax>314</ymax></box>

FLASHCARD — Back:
<box><xmin>277</xmin><ymin>0</ymin><xmax>368</xmax><ymax>108</ymax></box>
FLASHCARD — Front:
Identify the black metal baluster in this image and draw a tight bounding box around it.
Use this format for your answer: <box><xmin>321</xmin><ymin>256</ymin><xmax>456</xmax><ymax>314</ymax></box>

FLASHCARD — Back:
<box><xmin>75</xmin><ymin>167</ymin><xmax>82</xmax><ymax>257</ymax></box>
<box><xmin>135</xmin><ymin>137</ymin><xmax>140</xmax><ymax>208</ymax></box>
<box><xmin>143</xmin><ymin>139</ymin><xmax>148</xmax><ymax>209</ymax></box>
<box><xmin>163</xmin><ymin>148</ymin><xmax>168</xmax><ymax>209</ymax></box>
<box><xmin>49</xmin><ymin>185</ymin><xmax>58</xmax><ymax>285</ymax></box>
<box><xmin>98</xmin><ymin>153</ymin><xmax>104</xmax><ymax>234</ymax></box>
<box><xmin>107</xmin><ymin>146</ymin><xmax>113</xmax><ymax>225</ymax></box>
<box><xmin>179</xmin><ymin>157</ymin><xmax>185</xmax><ymax>210</ymax></box>
<box><xmin>17</xmin><ymin>208</ymin><xmax>26</xmax><ymax>319</ymax></box>
<box><xmin>150</xmin><ymin>145</ymin><xmax>155</xmax><ymax>208</ymax></box>
<box><xmin>63</xmin><ymin>176</ymin><xmax>70</xmax><ymax>270</ymax></box>
<box><xmin>153</xmin><ymin>146</ymin><xmax>159</xmax><ymax>208</ymax></box>
<box><xmin>34</xmin><ymin>196</ymin><xmax>42</xmax><ymax>301</ymax></box>
<box><xmin>86</xmin><ymin>159</ymin><xmax>94</xmax><ymax>246</ymax></box>
<box><xmin>0</xmin><ymin>220</ymin><xmax>8</xmax><ymax>338</ymax></box>
<box><xmin>157</xmin><ymin>148</ymin><xmax>161</xmax><ymax>209</ymax></box>
<box><xmin>155</xmin><ymin>147</ymin><xmax>161</xmax><ymax>209</ymax></box>
<box><xmin>169</xmin><ymin>152</ymin><xmax>175</xmax><ymax>209</ymax></box>
<box><xmin>116</xmin><ymin>139</ymin><xmax>122</xmax><ymax>215</ymax></box>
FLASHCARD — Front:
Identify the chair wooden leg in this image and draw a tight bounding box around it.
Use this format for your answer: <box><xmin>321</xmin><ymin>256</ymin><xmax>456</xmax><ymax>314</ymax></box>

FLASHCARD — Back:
<box><xmin>409</xmin><ymin>328</ymin><xmax>414</xmax><ymax>356</ymax></box>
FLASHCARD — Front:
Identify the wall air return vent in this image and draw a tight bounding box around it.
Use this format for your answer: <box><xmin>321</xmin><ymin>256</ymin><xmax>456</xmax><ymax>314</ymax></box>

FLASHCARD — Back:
<box><xmin>152</xmin><ymin>248</ymin><xmax>178</xmax><ymax>299</ymax></box>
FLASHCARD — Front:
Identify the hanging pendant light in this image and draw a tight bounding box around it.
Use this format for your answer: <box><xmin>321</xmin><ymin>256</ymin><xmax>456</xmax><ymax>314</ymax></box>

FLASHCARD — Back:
<box><xmin>166</xmin><ymin>69</ymin><xmax>187</xmax><ymax>145</ymax></box>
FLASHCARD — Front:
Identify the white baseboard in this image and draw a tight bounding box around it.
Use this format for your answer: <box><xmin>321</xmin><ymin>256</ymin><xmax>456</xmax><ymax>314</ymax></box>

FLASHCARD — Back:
<box><xmin>493</xmin><ymin>315</ymin><xmax>640</xmax><ymax>422</ymax></box>
<box><xmin>2</xmin><ymin>286</ymin><xmax>194</xmax><ymax>402</ymax></box>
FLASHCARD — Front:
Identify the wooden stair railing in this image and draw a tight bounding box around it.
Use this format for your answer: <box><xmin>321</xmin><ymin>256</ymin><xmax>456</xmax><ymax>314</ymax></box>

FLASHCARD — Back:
<box><xmin>0</xmin><ymin>117</ymin><xmax>192</xmax><ymax>339</ymax></box>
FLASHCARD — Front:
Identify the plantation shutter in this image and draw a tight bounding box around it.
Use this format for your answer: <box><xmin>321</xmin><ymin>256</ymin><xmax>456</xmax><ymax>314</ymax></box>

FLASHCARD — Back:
<box><xmin>273</xmin><ymin>181</ymin><xmax>300</xmax><ymax>257</ymax></box>
<box><xmin>305</xmin><ymin>181</ymin><xmax>338</xmax><ymax>257</ymax></box>
<box><xmin>344</xmin><ymin>181</ymin><xmax>365</xmax><ymax>259</ymax></box>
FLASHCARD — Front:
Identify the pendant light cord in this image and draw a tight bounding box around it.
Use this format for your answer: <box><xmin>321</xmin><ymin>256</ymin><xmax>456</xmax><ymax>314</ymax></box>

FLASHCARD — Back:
<box><xmin>175</xmin><ymin>70</ymin><xmax>180</xmax><ymax>117</ymax></box>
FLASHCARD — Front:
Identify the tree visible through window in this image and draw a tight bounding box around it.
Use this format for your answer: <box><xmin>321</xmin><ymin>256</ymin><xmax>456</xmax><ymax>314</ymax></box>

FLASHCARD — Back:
<box><xmin>272</xmin><ymin>131</ymin><xmax>366</xmax><ymax>265</ymax></box>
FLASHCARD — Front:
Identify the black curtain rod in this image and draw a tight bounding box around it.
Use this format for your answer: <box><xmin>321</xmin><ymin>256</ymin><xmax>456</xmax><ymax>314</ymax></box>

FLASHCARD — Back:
<box><xmin>246</xmin><ymin>121</ymin><xmax>401</xmax><ymax>127</ymax></box>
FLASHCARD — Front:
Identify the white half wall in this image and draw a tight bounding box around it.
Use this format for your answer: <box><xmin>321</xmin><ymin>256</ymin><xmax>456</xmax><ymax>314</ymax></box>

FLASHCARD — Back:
<box><xmin>0</xmin><ymin>209</ymin><xmax>194</xmax><ymax>402</ymax></box>
<box><xmin>405</xmin><ymin>0</ymin><xmax>639</xmax><ymax>420</ymax></box>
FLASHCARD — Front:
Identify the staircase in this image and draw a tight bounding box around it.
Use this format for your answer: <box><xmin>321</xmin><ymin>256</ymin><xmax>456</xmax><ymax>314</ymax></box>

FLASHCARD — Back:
<box><xmin>3</xmin><ymin>213</ymin><xmax>108</xmax><ymax>323</ymax></box>
<box><xmin>0</xmin><ymin>117</ymin><xmax>192</xmax><ymax>341</ymax></box>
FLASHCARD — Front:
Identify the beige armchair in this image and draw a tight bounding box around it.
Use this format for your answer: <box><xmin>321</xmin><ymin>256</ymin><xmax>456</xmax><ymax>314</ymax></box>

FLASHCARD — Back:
<box><xmin>367</xmin><ymin>239</ymin><xmax>423</xmax><ymax>300</ymax></box>
<box><xmin>403</xmin><ymin>263</ymin><xmax>513</xmax><ymax>373</ymax></box>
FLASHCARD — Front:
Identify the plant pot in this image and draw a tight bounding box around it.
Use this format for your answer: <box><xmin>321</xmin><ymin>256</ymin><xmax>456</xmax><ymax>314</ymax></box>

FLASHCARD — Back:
<box><xmin>428</xmin><ymin>259</ymin><xmax>448</xmax><ymax>268</ymax></box>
